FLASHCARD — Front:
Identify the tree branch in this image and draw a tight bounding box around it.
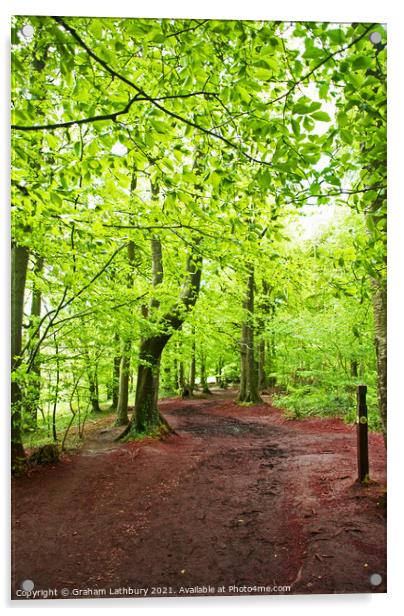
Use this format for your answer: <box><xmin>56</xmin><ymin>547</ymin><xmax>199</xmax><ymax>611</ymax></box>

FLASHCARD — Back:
<box><xmin>11</xmin><ymin>96</ymin><xmax>140</xmax><ymax>131</ymax></box>
<box><xmin>48</xmin><ymin>17</ymin><xmax>272</xmax><ymax>166</ymax></box>
<box><xmin>11</xmin><ymin>92</ymin><xmax>220</xmax><ymax>132</ymax></box>
<box><xmin>24</xmin><ymin>243</ymin><xmax>128</xmax><ymax>369</ymax></box>
<box><xmin>266</xmin><ymin>23</ymin><xmax>376</xmax><ymax>107</ymax></box>
<box><xmin>167</xmin><ymin>20</ymin><xmax>209</xmax><ymax>38</ymax></box>
<box><xmin>285</xmin><ymin>184</ymin><xmax>386</xmax><ymax>205</ymax></box>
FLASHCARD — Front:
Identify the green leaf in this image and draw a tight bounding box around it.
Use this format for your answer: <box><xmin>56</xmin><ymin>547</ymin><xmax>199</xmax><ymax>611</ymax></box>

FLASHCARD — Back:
<box><xmin>303</xmin><ymin>116</ymin><xmax>315</xmax><ymax>132</ymax></box>
<box><xmin>253</xmin><ymin>67</ymin><xmax>273</xmax><ymax>81</ymax></box>
<box><xmin>352</xmin><ymin>55</ymin><xmax>372</xmax><ymax>71</ymax></box>
<box><xmin>50</xmin><ymin>192</ymin><xmax>62</xmax><ymax>207</ymax></box>
<box><xmin>336</xmin><ymin>112</ymin><xmax>349</xmax><ymax>127</ymax></box>
<box><xmin>340</xmin><ymin>129</ymin><xmax>353</xmax><ymax>145</ymax></box>
<box><xmin>328</xmin><ymin>28</ymin><xmax>346</xmax><ymax>45</ymax></box>
<box><xmin>150</xmin><ymin>32</ymin><xmax>165</xmax><ymax>43</ymax></box>
<box><xmin>293</xmin><ymin>103</ymin><xmax>312</xmax><ymax>115</ymax></box>
<box><xmin>318</xmin><ymin>83</ymin><xmax>329</xmax><ymax>100</ymax></box>
<box><xmin>291</xmin><ymin>118</ymin><xmax>300</xmax><ymax>137</ymax></box>
<box><xmin>236</xmin><ymin>84</ymin><xmax>250</xmax><ymax>103</ymax></box>
<box><xmin>150</xmin><ymin>119</ymin><xmax>167</xmax><ymax>134</ymax></box>
<box><xmin>310</xmin><ymin>111</ymin><xmax>331</xmax><ymax>122</ymax></box>
<box><xmin>303</xmin><ymin>46</ymin><xmax>325</xmax><ymax>60</ymax></box>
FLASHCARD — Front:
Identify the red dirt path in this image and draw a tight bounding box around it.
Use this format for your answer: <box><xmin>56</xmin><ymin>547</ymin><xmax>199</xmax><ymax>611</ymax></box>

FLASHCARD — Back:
<box><xmin>12</xmin><ymin>392</ymin><xmax>386</xmax><ymax>600</ymax></box>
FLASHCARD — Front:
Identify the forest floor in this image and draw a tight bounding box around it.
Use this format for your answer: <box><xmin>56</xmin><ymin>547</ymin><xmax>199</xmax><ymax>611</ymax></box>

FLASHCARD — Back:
<box><xmin>12</xmin><ymin>390</ymin><xmax>387</xmax><ymax>600</ymax></box>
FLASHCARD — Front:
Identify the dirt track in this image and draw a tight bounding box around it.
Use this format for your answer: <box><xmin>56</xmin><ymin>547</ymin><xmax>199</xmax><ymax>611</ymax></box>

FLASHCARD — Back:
<box><xmin>12</xmin><ymin>393</ymin><xmax>386</xmax><ymax>599</ymax></box>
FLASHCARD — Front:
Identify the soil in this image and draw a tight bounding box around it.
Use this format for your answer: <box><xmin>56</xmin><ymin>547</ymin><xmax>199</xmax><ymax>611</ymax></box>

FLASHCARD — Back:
<box><xmin>11</xmin><ymin>391</ymin><xmax>387</xmax><ymax>600</ymax></box>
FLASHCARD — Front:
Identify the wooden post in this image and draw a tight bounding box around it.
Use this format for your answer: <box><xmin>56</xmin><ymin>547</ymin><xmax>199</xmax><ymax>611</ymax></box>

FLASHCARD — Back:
<box><xmin>357</xmin><ymin>385</ymin><xmax>369</xmax><ymax>483</ymax></box>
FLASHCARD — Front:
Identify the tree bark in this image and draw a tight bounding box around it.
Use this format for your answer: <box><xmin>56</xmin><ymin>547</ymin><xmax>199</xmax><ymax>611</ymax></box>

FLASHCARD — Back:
<box><xmin>237</xmin><ymin>267</ymin><xmax>262</xmax><ymax>404</ymax></box>
<box><xmin>11</xmin><ymin>242</ymin><xmax>30</xmax><ymax>472</ymax></box>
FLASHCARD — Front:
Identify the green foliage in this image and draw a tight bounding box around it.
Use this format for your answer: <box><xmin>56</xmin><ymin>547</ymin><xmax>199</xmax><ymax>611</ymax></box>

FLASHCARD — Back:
<box><xmin>10</xmin><ymin>17</ymin><xmax>387</xmax><ymax>450</ymax></box>
<box><xmin>274</xmin><ymin>381</ymin><xmax>381</xmax><ymax>432</ymax></box>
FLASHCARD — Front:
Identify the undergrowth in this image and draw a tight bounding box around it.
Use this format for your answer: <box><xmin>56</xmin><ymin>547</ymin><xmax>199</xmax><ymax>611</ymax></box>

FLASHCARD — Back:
<box><xmin>273</xmin><ymin>384</ymin><xmax>382</xmax><ymax>432</ymax></box>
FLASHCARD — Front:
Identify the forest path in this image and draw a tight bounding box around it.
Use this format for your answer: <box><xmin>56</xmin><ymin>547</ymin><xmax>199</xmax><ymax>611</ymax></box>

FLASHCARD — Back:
<box><xmin>12</xmin><ymin>392</ymin><xmax>386</xmax><ymax>599</ymax></box>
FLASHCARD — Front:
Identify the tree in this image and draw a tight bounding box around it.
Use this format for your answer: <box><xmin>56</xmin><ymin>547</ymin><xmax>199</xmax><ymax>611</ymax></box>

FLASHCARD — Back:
<box><xmin>120</xmin><ymin>241</ymin><xmax>202</xmax><ymax>436</ymax></box>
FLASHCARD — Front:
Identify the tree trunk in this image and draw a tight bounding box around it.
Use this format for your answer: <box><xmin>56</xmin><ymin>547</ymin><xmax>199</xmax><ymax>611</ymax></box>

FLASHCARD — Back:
<box><xmin>25</xmin><ymin>254</ymin><xmax>44</xmax><ymax>429</ymax></box>
<box><xmin>161</xmin><ymin>348</ymin><xmax>176</xmax><ymax>394</ymax></box>
<box><xmin>52</xmin><ymin>335</ymin><xmax>60</xmax><ymax>442</ymax></box>
<box><xmin>258</xmin><ymin>339</ymin><xmax>267</xmax><ymax>391</ymax></box>
<box><xmin>350</xmin><ymin>359</ymin><xmax>359</xmax><ymax>378</ymax></box>
<box><xmin>237</xmin><ymin>267</ymin><xmax>262</xmax><ymax>404</ymax></box>
<box><xmin>178</xmin><ymin>360</ymin><xmax>185</xmax><ymax>391</ymax></box>
<box><xmin>189</xmin><ymin>330</ymin><xmax>196</xmax><ymax>394</ymax></box>
<box><xmin>119</xmin><ymin>244</ymin><xmax>202</xmax><ymax>438</ymax></box>
<box><xmin>267</xmin><ymin>327</ymin><xmax>277</xmax><ymax>386</ymax></box>
<box><xmin>257</xmin><ymin>280</ymin><xmax>275</xmax><ymax>390</ymax></box>
<box><xmin>200</xmin><ymin>350</ymin><xmax>211</xmax><ymax>394</ymax></box>
<box><xmin>111</xmin><ymin>333</ymin><xmax>121</xmax><ymax>409</ymax></box>
<box><xmin>88</xmin><ymin>367</ymin><xmax>101</xmax><ymax>414</ymax></box>
<box><xmin>133</xmin><ymin>336</ymin><xmax>166</xmax><ymax>432</ymax></box>
<box><xmin>372</xmin><ymin>279</ymin><xmax>387</xmax><ymax>446</ymax></box>
<box><xmin>238</xmin><ymin>320</ymin><xmax>247</xmax><ymax>400</ymax></box>
<box><xmin>114</xmin><ymin>237</ymin><xmax>136</xmax><ymax>423</ymax></box>
<box><xmin>11</xmin><ymin>243</ymin><xmax>30</xmax><ymax>472</ymax></box>
<box><xmin>115</xmin><ymin>340</ymin><xmax>131</xmax><ymax>425</ymax></box>
<box><xmin>216</xmin><ymin>356</ymin><xmax>226</xmax><ymax>388</ymax></box>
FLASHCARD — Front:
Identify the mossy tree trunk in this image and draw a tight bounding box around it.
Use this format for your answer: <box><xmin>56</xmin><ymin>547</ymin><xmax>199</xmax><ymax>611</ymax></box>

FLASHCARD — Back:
<box><xmin>119</xmin><ymin>244</ymin><xmax>202</xmax><ymax>438</ymax></box>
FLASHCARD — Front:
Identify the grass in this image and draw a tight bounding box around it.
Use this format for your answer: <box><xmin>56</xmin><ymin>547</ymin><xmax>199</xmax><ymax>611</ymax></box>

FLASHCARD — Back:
<box><xmin>22</xmin><ymin>400</ymin><xmax>116</xmax><ymax>450</ymax></box>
